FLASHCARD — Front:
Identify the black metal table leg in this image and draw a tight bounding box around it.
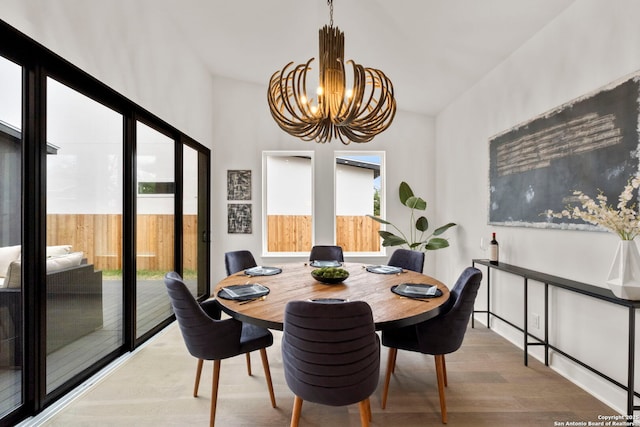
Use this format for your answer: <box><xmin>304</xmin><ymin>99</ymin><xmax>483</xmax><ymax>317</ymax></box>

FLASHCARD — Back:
<box><xmin>524</xmin><ymin>277</ymin><xmax>528</xmax><ymax>366</ymax></box>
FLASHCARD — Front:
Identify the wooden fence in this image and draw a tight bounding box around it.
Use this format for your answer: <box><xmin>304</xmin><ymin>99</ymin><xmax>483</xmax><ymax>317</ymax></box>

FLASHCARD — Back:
<box><xmin>267</xmin><ymin>215</ymin><xmax>380</xmax><ymax>252</ymax></box>
<box><xmin>47</xmin><ymin>214</ymin><xmax>197</xmax><ymax>271</ymax></box>
<box><xmin>46</xmin><ymin>213</ymin><xmax>381</xmax><ymax>271</ymax></box>
<box><xmin>266</xmin><ymin>215</ymin><xmax>312</xmax><ymax>252</ymax></box>
<box><xmin>336</xmin><ymin>215</ymin><xmax>381</xmax><ymax>252</ymax></box>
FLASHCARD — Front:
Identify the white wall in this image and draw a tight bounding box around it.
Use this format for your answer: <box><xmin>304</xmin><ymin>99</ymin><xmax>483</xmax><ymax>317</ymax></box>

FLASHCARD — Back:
<box><xmin>435</xmin><ymin>0</ymin><xmax>640</xmax><ymax>413</ymax></box>
<box><xmin>265</xmin><ymin>156</ymin><xmax>312</xmax><ymax>215</ymax></box>
<box><xmin>335</xmin><ymin>164</ymin><xmax>375</xmax><ymax>216</ymax></box>
<box><xmin>0</xmin><ymin>0</ymin><xmax>214</xmax><ymax>145</ymax></box>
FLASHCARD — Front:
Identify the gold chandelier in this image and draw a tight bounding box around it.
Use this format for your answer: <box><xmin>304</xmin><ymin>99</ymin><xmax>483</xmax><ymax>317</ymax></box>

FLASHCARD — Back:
<box><xmin>267</xmin><ymin>0</ymin><xmax>396</xmax><ymax>144</ymax></box>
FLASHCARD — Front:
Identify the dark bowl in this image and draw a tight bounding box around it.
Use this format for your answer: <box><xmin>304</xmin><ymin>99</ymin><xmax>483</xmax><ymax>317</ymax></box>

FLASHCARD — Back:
<box><xmin>311</xmin><ymin>270</ymin><xmax>349</xmax><ymax>284</ymax></box>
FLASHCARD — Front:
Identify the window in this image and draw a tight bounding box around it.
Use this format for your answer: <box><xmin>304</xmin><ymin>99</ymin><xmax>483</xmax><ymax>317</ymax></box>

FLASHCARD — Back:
<box><xmin>262</xmin><ymin>151</ymin><xmax>384</xmax><ymax>256</ymax></box>
<box><xmin>262</xmin><ymin>152</ymin><xmax>314</xmax><ymax>254</ymax></box>
<box><xmin>182</xmin><ymin>143</ymin><xmax>209</xmax><ymax>299</ymax></box>
<box><xmin>135</xmin><ymin>121</ymin><xmax>175</xmax><ymax>338</ymax></box>
<box><xmin>0</xmin><ymin>21</ymin><xmax>211</xmax><ymax>423</ymax></box>
<box><xmin>335</xmin><ymin>152</ymin><xmax>384</xmax><ymax>254</ymax></box>
<box><xmin>138</xmin><ymin>182</ymin><xmax>175</xmax><ymax>194</ymax></box>
<box><xmin>46</xmin><ymin>76</ymin><xmax>124</xmax><ymax>392</ymax></box>
<box><xmin>0</xmin><ymin>54</ymin><xmax>22</xmax><ymax>417</ymax></box>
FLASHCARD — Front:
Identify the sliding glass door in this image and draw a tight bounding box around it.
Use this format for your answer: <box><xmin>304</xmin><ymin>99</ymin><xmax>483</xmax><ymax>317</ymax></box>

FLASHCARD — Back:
<box><xmin>135</xmin><ymin>122</ymin><xmax>175</xmax><ymax>338</ymax></box>
<box><xmin>0</xmin><ymin>54</ymin><xmax>23</xmax><ymax>417</ymax></box>
<box><xmin>45</xmin><ymin>77</ymin><xmax>124</xmax><ymax>392</ymax></box>
<box><xmin>0</xmin><ymin>21</ymin><xmax>211</xmax><ymax>424</ymax></box>
<box><xmin>183</xmin><ymin>144</ymin><xmax>209</xmax><ymax>298</ymax></box>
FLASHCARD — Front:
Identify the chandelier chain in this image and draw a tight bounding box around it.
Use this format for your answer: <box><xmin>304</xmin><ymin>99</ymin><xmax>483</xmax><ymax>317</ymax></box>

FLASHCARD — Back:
<box><xmin>328</xmin><ymin>0</ymin><xmax>333</xmax><ymax>27</ymax></box>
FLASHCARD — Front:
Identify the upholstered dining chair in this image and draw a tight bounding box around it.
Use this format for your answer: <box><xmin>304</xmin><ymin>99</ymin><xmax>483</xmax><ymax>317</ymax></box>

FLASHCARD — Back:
<box><xmin>381</xmin><ymin>266</ymin><xmax>482</xmax><ymax>424</ymax></box>
<box><xmin>282</xmin><ymin>300</ymin><xmax>380</xmax><ymax>427</ymax></box>
<box><xmin>224</xmin><ymin>249</ymin><xmax>257</xmax><ymax>276</ymax></box>
<box><xmin>223</xmin><ymin>250</ymin><xmax>260</xmax><ymax>375</ymax></box>
<box><xmin>309</xmin><ymin>245</ymin><xmax>344</xmax><ymax>262</ymax></box>
<box><xmin>164</xmin><ymin>272</ymin><xmax>276</xmax><ymax>427</ymax></box>
<box><xmin>387</xmin><ymin>248</ymin><xmax>425</xmax><ymax>273</ymax></box>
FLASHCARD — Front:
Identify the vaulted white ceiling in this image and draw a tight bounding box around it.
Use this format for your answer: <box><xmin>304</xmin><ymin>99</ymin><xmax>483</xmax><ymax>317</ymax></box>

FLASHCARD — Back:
<box><xmin>157</xmin><ymin>0</ymin><xmax>576</xmax><ymax>115</ymax></box>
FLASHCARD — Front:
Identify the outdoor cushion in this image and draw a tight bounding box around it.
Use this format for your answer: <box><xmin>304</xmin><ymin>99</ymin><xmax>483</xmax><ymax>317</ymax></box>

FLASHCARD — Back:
<box><xmin>0</xmin><ymin>246</ymin><xmax>21</xmax><ymax>278</ymax></box>
<box><xmin>46</xmin><ymin>245</ymin><xmax>72</xmax><ymax>257</ymax></box>
<box><xmin>46</xmin><ymin>252</ymin><xmax>83</xmax><ymax>273</ymax></box>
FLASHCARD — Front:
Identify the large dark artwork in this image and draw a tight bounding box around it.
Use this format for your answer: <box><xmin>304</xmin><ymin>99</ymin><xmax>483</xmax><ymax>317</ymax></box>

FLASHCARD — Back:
<box><xmin>489</xmin><ymin>75</ymin><xmax>640</xmax><ymax>229</ymax></box>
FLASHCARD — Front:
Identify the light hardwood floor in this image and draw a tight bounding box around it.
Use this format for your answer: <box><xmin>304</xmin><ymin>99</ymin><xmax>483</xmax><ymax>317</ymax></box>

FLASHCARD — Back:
<box><xmin>32</xmin><ymin>322</ymin><xmax>617</xmax><ymax>427</ymax></box>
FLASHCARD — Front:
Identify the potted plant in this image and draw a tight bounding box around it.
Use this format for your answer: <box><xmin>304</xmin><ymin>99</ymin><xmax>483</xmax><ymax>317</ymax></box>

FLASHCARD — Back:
<box><xmin>368</xmin><ymin>181</ymin><xmax>457</xmax><ymax>251</ymax></box>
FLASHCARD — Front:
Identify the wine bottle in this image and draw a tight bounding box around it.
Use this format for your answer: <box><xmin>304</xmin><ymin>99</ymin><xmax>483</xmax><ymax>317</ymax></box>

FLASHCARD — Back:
<box><xmin>489</xmin><ymin>232</ymin><xmax>499</xmax><ymax>265</ymax></box>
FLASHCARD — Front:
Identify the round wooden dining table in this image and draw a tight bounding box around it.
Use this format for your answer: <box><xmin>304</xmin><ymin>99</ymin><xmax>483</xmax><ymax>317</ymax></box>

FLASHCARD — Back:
<box><xmin>213</xmin><ymin>262</ymin><xmax>451</xmax><ymax>331</ymax></box>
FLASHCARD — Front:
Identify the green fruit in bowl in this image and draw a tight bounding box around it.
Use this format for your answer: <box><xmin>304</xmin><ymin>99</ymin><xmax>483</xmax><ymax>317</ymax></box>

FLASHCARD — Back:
<box><xmin>311</xmin><ymin>267</ymin><xmax>349</xmax><ymax>283</ymax></box>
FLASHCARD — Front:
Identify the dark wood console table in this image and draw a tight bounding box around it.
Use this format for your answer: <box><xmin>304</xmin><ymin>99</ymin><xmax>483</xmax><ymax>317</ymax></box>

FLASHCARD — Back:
<box><xmin>472</xmin><ymin>259</ymin><xmax>640</xmax><ymax>416</ymax></box>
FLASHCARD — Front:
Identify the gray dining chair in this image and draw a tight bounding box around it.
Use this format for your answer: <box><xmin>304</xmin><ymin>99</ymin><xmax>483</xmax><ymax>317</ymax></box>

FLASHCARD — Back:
<box><xmin>223</xmin><ymin>250</ymin><xmax>261</xmax><ymax>375</ymax></box>
<box><xmin>224</xmin><ymin>249</ymin><xmax>257</xmax><ymax>276</ymax></box>
<box><xmin>387</xmin><ymin>248</ymin><xmax>425</xmax><ymax>273</ymax></box>
<box><xmin>164</xmin><ymin>272</ymin><xmax>276</xmax><ymax>427</ymax></box>
<box><xmin>282</xmin><ymin>300</ymin><xmax>380</xmax><ymax>427</ymax></box>
<box><xmin>380</xmin><ymin>266</ymin><xmax>482</xmax><ymax>423</ymax></box>
<box><xmin>309</xmin><ymin>245</ymin><xmax>344</xmax><ymax>262</ymax></box>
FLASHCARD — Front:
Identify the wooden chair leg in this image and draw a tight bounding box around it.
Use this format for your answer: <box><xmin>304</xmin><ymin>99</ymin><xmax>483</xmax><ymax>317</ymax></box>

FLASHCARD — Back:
<box><xmin>259</xmin><ymin>348</ymin><xmax>277</xmax><ymax>408</ymax></box>
<box><xmin>391</xmin><ymin>346</ymin><xmax>398</xmax><ymax>373</ymax></box>
<box><xmin>442</xmin><ymin>354</ymin><xmax>448</xmax><ymax>387</ymax></box>
<box><xmin>434</xmin><ymin>354</ymin><xmax>447</xmax><ymax>424</ymax></box>
<box><xmin>210</xmin><ymin>360</ymin><xmax>221</xmax><ymax>427</ymax></box>
<box><xmin>358</xmin><ymin>399</ymin><xmax>371</xmax><ymax>427</ymax></box>
<box><xmin>194</xmin><ymin>358</ymin><xmax>204</xmax><ymax>397</ymax></box>
<box><xmin>381</xmin><ymin>347</ymin><xmax>397</xmax><ymax>409</ymax></box>
<box><xmin>290</xmin><ymin>396</ymin><xmax>303</xmax><ymax>427</ymax></box>
<box><xmin>367</xmin><ymin>398</ymin><xmax>372</xmax><ymax>421</ymax></box>
<box><xmin>245</xmin><ymin>352</ymin><xmax>252</xmax><ymax>376</ymax></box>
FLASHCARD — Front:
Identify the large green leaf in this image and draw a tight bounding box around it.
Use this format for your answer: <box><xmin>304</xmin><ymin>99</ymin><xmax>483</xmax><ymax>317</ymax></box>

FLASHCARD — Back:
<box><xmin>367</xmin><ymin>214</ymin><xmax>391</xmax><ymax>225</ymax></box>
<box><xmin>405</xmin><ymin>196</ymin><xmax>427</xmax><ymax>210</ymax></box>
<box><xmin>424</xmin><ymin>238</ymin><xmax>450</xmax><ymax>250</ymax></box>
<box><xmin>433</xmin><ymin>222</ymin><xmax>457</xmax><ymax>236</ymax></box>
<box><xmin>415</xmin><ymin>216</ymin><xmax>429</xmax><ymax>232</ymax></box>
<box><xmin>399</xmin><ymin>181</ymin><xmax>414</xmax><ymax>205</ymax></box>
<box><xmin>382</xmin><ymin>235</ymin><xmax>408</xmax><ymax>247</ymax></box>
<box><xmin>378</xmin><ymin>230</ymin><xmax>398</xmax><ymax>239</ymax></box>
<box><xmin>409</xmin><ymin>242</ymin><xmax>422</xmax><ymax>249</ymax></box>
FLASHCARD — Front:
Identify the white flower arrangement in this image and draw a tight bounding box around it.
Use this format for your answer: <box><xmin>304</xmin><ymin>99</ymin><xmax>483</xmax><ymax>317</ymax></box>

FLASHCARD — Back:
<box><xmin>544</xmin><ymin>174</ymin><xmax>640</xmax><ymax>241</ymax></box>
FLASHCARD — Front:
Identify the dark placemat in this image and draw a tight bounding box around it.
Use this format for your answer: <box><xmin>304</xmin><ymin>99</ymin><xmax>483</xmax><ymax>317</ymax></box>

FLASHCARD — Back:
<box><xmin>391</xmin><ymin>283</ymin><xmax>442</xmax><ymax>299</ymax></box>
<box><xmin>366</xmin><ymin>265</ymin><xmax>403</xmax><ymax>274</ymax></box>
<box><xmin>244</xmin><ymin>266</ymin><xmax>282</xmax><ymax>276</ymax></box>
<box><xmin>217</xmin><ymin>284</ymin><xmax>270</xmax><ymax>301</ymax></box>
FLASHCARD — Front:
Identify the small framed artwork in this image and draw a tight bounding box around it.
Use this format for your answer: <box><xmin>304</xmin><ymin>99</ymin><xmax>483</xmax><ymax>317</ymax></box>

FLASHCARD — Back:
<box><xmin>228</xmin><ymin>203</ymin><xmax>252</xmax><ymax>234</ymax></box>
<box><xmin>227</xmin><ymin>170</ymin><xmax>251</xmax><ymax>201</ymax></box>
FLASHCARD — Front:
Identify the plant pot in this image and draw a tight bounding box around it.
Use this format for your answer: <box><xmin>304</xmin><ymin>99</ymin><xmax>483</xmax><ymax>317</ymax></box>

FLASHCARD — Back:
<box><xmin>606</xmin><ymin>240</ymin><xmax>640</xmax><ymax>300</ymax></box>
